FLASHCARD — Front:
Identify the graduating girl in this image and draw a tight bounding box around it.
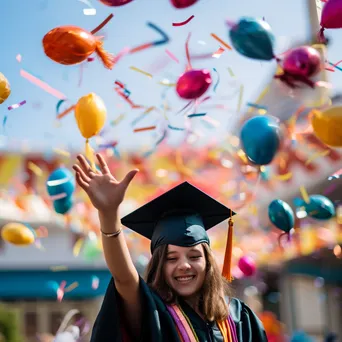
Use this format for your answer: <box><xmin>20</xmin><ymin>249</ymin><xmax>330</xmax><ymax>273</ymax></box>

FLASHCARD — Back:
<box><xmin>73</xmin><ymin>154</ymin><xmax>267</xmax><ymax>342</ymax></box>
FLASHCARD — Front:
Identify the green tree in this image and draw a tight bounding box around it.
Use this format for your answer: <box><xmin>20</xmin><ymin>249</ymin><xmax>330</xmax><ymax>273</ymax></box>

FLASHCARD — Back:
<box><xmin>0</xmin><ymin>305</ymin><xmax>22</xmax><ymax>342</ymax></box>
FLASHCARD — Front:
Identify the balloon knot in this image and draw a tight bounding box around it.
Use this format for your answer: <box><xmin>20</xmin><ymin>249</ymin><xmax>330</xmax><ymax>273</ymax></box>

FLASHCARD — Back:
<box><xmin>317</xmin><ymin>27</ymin><xmax>327</xmax><ymax>44</ymax></box>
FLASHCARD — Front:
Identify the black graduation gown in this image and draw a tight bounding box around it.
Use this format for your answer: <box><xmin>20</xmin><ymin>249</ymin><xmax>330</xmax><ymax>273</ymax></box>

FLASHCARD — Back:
<box><xmin>90</xmin><ymin>277</ymin><xmax>268</xmax><ymax>342</ymax></box>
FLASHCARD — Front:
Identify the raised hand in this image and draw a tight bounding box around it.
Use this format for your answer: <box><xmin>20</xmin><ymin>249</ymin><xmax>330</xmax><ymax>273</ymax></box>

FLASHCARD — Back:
<box><xmin>72</xmin><ymin>154</ymin><xmax>138</xmax><ymax>212</ymax></box>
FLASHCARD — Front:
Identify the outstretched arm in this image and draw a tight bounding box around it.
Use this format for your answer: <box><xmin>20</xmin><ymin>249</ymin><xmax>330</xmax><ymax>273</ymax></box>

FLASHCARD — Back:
<box><xmin>73</xmin><ymin>154</ymin><xmax>142</xmax><ymax>339</ymax></box>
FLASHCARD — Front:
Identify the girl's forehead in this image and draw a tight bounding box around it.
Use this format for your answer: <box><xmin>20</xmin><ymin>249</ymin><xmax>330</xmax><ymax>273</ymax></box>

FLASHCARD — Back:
<box><xmin>167</xmin><ymin>244</ymin><xmax>203</xmax><ymax>253</ymax></box>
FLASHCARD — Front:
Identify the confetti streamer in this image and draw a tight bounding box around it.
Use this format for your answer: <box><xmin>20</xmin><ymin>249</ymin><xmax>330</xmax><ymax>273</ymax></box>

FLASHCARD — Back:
<box><xmin>98</xmin><ymin>141</ymin><xmax>118</xmax><ymax>149</ymax></box>
<box><xmin>129</xmin><ymin>22</ymin><xmax>170</xmax><ymax>54</ymax></box>
<box><xmin>212</xmin><ymin>47</ymin><xmax>225</xmax><ymax>59</ymax></box>
<box><xmin>155</xmin><ymin>130</ymin><xmax>167</xmax><ymax>146</ymax></box>
<box><xmin>158</xmin><ymin>80</ymin><xmax>176</xmax><ymax>86</ymax></box>
<box><xmin>165</xmin><ymin>49</ymin><xmax>179</xmax><ymax>63</ymax></box>
<box><xmin>134</xmin><ymin>125</ymin><xmax>156</xmax><ymax>133</ymax></box>
<box><xmin>213</xmin><ymin>68</ymin><xmax>220</xmax><ymax>92</ymax></box>
<box><xmin>28</xmin><ymin>162</ymin><xmax>43</xmax><ymax>176</ymax></box>
<box><xmin>50</xmin><ymin>265</ymin><xmax>68</xmax><ymax>272</ymax></box>
<box><xmin>328</xmin><ymin>168</ymin><xmax>342</xmax><ymax>180</ymax></box>
<box><xmin>91</xmin><ymin>14</ymin><xmax>114</xmax><ymax>35</ymax></box>
<box><xmin>53</xmin><ymin>148</ymin><xmax>71</xmax><ymax>157</ymax></box>
<box><xmin>185</xmin><ymin>33</ymin><xmax>192</xmax><ymax>70</ymax></box>
<box><xmin>8</xmin><ymin>100</ymin><xmax>26</xmax><ymax>111</ymax></box>
<box><xmin>92</xmin><ymin>276</ymin><xmax>100</xmax><ymax>290</ymax></box>
<box><xmin>64</xmin><ymin>282</ymin><xmax>79</xmax><ymax>293</ymax></box>
<box><xmin>57</xmin><ymin>281</ymin><xmax>67</xmax><ymax>302</ymax></box>
<box><xmin>201</xmin><ymin>115</ymin><xmax>220</xmax><ymax>128</ymax></box>
<box><xmin>114</xmin><ymin>80</ymin><xmax>131</xmax><ymax>97</ymax></box>
<box><xmin>227</xmin><ymin>67</ymin><xmax>235</xmax><ymax>77</ymax></box>
<box><xmin>237</xmin><ymin>85</ymin><xmax>244</xmax><ymax>112</ymax></box>
<box><xmin>16</xmin><ymin>54</ymin><xmax>22</xmax><ymax>62</ymax></box>
<box><xmin>73</xmin><ymin>238</ymin><xmax>84</xmax><ymax>257</ymax></box>
<box><xmin>130</xmin><ymin>66</ymin><xmax>153</xmax><ymax>78</ymax></box>
<box><xmin>111</xmin><ymin>114</ymin><xmax>126</xmax><ymax>126</ymax></box>
<box><xmin>210</xmin><ymin>33</ymin><xmax>232</xmax><ymax>50</ymax></box>
<box><xmin>115</xmin><ymin>88</ymin><xmax>142</xmax><ymax>109</ymax></box>
<box><xmin>172</xmin><ymin>15</ymin><xmax>195</xmax><ymax>27</ymax></box>
<box><xmin>168</xmin><ymin>124</ymin><xmax>185</xmax><ymax>131</ymax></box>
<box><xmin>246</xmin><ymin>102</ymin><xmax>267</xmax><ymax>110</ymax></box>
<box><xmin>328</xmin><ymin>61</ymin><xmax>342</xmax><ymax>72</ymax></box>
<box><xmin>188</xmin><ymin>113</ymin><xmax>206</xmax><ymax>118</ymax></box>
<box><xmin>299</xmin><ymin>185</ymin><xmax>310</xmax><ymax>204</ymax></box>
<box><xmin>273</xmin><ymin>172</ymin><xmax>293</xmax><ymax>181</ymax></box>
<box><xmin>20</xmin><ymin>69</ymin><xmax>67</xmax><ymax>99</ymax></box>
<box><xmin>57</xmin><ymin>105</ymin><xmax>75</xmax><ymax>119</ymax></box>
<box><xmin>305</xmin><ymin>150</ymin><xmax>330</xmax><ymax>165</ymax></box>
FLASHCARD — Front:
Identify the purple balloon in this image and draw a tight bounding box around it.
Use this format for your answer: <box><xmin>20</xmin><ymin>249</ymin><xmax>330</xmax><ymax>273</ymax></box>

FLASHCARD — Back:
<box><xmin>98</xmin><ymin>0</ymin><xmax>133</xmax><ymax>6</ymax></box>
<box><xmin>238</xmin><ymin>256</ymin><xmax>256</xmax><ymax>277</ymax></box>
<box><xmin>282</xmin><ymin>46</ymin><xmax>321</xmax><ymax>78</ymax></box>
<box><xmin>170</xmin><ymin>0</ymin><xmax>198</xmax><ymax>8</ymax></box>
<box><xmin>321</xmin><ymin>0</ymin><xmax>342</xmax><ymax>28</ymax></box>
<box><xmin>176</xmin><ymin>69</ymin><xmax>212</xmax><ymax>100</ymax></box>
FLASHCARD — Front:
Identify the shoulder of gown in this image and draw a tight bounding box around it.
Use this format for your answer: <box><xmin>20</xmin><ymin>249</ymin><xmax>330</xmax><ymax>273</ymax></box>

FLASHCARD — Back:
<box><xmin>228</xmin><ymin>297</ymin><xmax>268</xmax><ymax>342</ymax></box>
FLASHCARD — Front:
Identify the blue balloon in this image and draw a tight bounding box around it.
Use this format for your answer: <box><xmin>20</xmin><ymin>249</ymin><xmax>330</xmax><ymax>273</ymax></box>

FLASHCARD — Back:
<box><xmin>291</xmin><ymin>331</ymin><xmax>315</xmax><ymax>342</ymax></box>
<box><xmin>240</xmin><ymin>115</ymin><xmax>281</xmax><ymax>165</ymax></box>
<box><xmin>305</xmin><ymin>195</ymin><xmax>335</xmax><ymax>220</ymax></box>
<box><xmin>229</xmin><ymin>17</ymin><xmax>275</xmax><ymax>61</ymax></box>
<box><xmin>268</xmin><ymin>199</ymin><xmax>295</xmax><ymax>232</ymax></box>
<box><xmin>53</xmin><ymin>196</ymin><xmax>73</xmax><ymax>215</ymax></box>
<box><xmin>46</xmin><ymin>168</ymin><xmax>75</xmax><ymax>198</ymax></box>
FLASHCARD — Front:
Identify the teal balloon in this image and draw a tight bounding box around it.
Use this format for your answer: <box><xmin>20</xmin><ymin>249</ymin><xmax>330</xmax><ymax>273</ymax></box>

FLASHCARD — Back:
<box><xmin>268</xmin><ymin>199</ymin><xmax>295</xmax><ymax>232</ymax></box>
<box><xmin>229</xmin><ymin>17</ymin><xmax>275</xmax><ymax>60</ymax></box>
<box><xmin>240</xmin><ymin>115</ymin><xmax>281</xmax><ymax>165</ymax></box>
<box><xmin>47</xmin><ymin>168</ymin><xmax>75</xmax><ymax>197</ymax></box>
<box><xmin>53</xmin><ymin>196</ymin><xmax>73</xmax><ymax>214</ymax></box>
<box><xmin>305</xmin><ymin>195</ymin><xmax>335</xmax><ymax>220</ymax></box>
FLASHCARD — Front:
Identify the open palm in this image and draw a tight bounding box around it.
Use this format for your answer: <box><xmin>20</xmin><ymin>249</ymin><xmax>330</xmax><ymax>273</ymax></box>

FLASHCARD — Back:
<box><xmin>73</xmin><ymin>154</ymin><xmax>138</xmax><ymax>212</ymax></box>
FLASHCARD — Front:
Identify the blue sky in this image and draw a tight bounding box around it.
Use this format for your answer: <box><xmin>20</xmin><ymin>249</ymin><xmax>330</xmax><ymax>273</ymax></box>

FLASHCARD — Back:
<box><xmin>1</xmin><ymin>0</ymin><xmax>341</xmax><ymax>154</ymax></box>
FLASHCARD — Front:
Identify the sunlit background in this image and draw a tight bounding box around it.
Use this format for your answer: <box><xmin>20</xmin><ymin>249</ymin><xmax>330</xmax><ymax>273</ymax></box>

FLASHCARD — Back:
<box><xmin>0</xmin><ymin>0</ymin><xmax>341</xmax><ymax>341</ymax></box>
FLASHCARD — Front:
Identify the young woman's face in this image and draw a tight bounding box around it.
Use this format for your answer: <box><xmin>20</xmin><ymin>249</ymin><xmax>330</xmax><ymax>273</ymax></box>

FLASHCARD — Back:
<box><xmin>163</xmin><ymin>244</ymin><xmax>206</xmax><ymax>299</ymax></box>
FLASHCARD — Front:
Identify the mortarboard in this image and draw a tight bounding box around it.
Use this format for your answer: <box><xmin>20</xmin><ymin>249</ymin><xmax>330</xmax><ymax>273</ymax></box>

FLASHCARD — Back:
<box><xmin>121</xmin><ymin>181</ymin><xmax>236</xmax><ymax>281</ymax></box>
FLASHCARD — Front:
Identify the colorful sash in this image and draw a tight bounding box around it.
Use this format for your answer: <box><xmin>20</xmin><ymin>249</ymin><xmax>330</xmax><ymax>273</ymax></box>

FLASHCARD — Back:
<box><xmin>166</xmin><ymin>304</ymin><xmax>238</xmax><ymax>342</ymax></box>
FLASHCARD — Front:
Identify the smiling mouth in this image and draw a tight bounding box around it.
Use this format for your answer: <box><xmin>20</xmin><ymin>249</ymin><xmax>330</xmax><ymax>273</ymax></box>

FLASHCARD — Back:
<box><xmin>174</xmin><ymin>275</ymin><xmax>196</xmax><ymax>283</ymax></box>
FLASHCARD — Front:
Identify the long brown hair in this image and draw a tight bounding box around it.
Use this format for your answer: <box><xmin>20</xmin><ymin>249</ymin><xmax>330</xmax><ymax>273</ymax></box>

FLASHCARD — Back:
<box><xmin>144</xmin><ymin>243</ymin><xmax>231</xmax><ymax>321</ymax></box>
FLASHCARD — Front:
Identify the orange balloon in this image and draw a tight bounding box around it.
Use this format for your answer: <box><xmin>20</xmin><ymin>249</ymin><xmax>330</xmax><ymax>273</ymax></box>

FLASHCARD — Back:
<box><xmin>43</xmin><ymin>15</ymin><xmax>115</xmax><ymax>69</ymax></box>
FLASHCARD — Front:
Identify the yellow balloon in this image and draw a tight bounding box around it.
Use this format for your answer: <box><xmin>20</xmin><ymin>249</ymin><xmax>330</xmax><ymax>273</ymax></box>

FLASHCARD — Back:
<box><xmin>0</xmin><ymin>72</ymin><xmax>11</xmax><ymax>104</ymax></box>
<box><xmin>1</xmin><ymin>223</ymin><xmax>35</xmax><ymax>246</ymax></box>
<box><xmin>75</xmin><ymin>93</ymin><xmax>107</xmax><ymax>139</ymax></box>
<box><xmin>311</xmin><ymin>106</ymin><xmax>342</xmax><ymax>147</ymax></box>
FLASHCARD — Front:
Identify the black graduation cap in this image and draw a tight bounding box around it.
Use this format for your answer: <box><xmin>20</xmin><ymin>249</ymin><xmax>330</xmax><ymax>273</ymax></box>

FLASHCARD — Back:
<box><xmin>121</xmin><ymin>182</ymin><xmax>236</xmax><ymax>263</ymax></box>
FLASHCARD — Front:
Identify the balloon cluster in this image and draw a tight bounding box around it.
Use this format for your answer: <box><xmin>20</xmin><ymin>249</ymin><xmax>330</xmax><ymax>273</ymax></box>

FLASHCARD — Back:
<box><xmin>46</xmin><ymin>168</ymin><xmax>76</xmax><ymax>215</ymax></box>
<box><xmin>228</xmin><ymin>17</ymin><xmax>323</xmax><ymax>88</ymax></box>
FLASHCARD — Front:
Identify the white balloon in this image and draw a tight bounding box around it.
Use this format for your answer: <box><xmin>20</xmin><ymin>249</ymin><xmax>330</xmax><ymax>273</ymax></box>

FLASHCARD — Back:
<box><xmin>53</xmin><ymin>326</ymin><xmax>80</xmax><ymax>342</ymax></box>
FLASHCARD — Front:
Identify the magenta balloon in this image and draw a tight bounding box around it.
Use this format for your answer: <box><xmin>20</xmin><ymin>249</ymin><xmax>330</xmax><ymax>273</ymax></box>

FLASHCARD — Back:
<box><xmin>321</xmin><ymin>0</ymin><xmax>342</xmax><ymax>28</ymax></box>
<box><xmin>170</xmin><ymin>0</ymin><xmax>198</xmax><ymax>8</ymax></box>
<box><xmin>176</xmin><ymin>69</ymin><xmax>212</xmax><ymax>100</ymax></box>
<box><xmin>238</xmin><ymin>256</ymin><xmax>256</xmax><ymax>277</ymax></box>
<box><xmin>99</xmin><ymin>0</ymin><xmax>133</xmax><ymax>6</ymax></box>
<box><xmin>282</xmin><ymin>46</ymin><xmax>321</xmax><ymax>78</ymax></box>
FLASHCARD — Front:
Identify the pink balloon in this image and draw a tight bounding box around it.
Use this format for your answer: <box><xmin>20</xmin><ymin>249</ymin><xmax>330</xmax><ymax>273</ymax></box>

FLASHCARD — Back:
<box><xmin>283</xmin><ymin>46</ymin><xmax>321</xmax><ymax>78</ymax></box>
<box><xmin>321</xmin><ymin>0</ymin><xmax>342</xmax><ymax>29</ymax></box>
<box><xmin>170</xmin><ymin>0</ymin><xmax>198</xmax><ymax>8</ymax></box>
<box><xmin>176</xmin><ymin>69</ymin><xmax>212</xmax><ymax>100</ymax></box>
<box><xmin>238</xmin><ymin>256</ymin><xmax>256</xmax><ymax>277</ymax></box>
<box><xmin>99</xmin><ymin>0</ymin><xmax>133</xmax><ymax>6</ymax></box>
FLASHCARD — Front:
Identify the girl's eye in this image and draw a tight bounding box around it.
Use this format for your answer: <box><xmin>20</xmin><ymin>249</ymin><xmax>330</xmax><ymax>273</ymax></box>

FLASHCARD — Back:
<box><xmin>166</xmin><ymin>258</ymin><xmax>177</xmax><ymax>261</ymax></box>
<box><xmin>190</xmin><ymin>256</ymin><xmax>201</xmax><ymax>260</ymax></box>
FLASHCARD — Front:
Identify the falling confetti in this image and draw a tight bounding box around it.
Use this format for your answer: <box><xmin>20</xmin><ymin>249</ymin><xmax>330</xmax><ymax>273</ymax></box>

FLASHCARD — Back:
<box><xmin>172</xmin><ymin>15</ymin><xmax>195</xmax><ymax>27</ymax></box>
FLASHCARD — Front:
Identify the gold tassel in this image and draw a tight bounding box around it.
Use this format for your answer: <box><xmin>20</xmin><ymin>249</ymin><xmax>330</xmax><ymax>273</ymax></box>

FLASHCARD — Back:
<box><xmin>222</xmin><ymin>216</ymin><xmax>234</xmax><ymax>282</ymax></box>
<box><xmin>85</xmin><ymin>139</ymin><xmax>96</xmax><ymax>170</ymax></box>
